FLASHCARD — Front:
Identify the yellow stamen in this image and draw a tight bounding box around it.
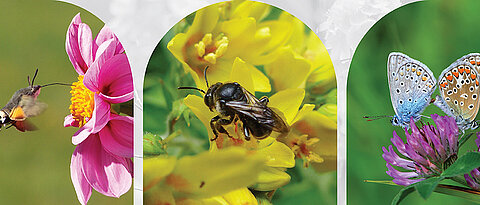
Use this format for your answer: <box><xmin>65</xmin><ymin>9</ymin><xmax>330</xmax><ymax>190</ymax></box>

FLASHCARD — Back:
<box><xmin>190</xmin><ymin>33</ymin><xmax>229</xmax><ymax>65</ymax></box>
<box><xmin>194</xmin><ymin>41</ymin><xmax>205</xmax><ymax>57</ymax></box>
<box><xmin>69</xmin><ymin>75</ymin><xmax>95</xmax><ymax>127</ymax></box>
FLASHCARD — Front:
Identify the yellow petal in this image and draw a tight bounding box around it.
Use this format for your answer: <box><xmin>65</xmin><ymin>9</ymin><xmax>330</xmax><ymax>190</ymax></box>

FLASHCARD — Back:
<box><xmin>265</xmin><ymin>47</ymin><xmax>311</xmax><ymax>91</ymax></box>
<box><xmin>293</xmin><ymin>112</ymin><xmax>337</xmax><ymax>172</ymax></box>
<box><xmin>183</xmin><ymin>95</ymin><xmax>215</xmax><ymax>129</ymax></box>
<box><xmin>200</xmin><ymin>197</ymin><xmax>230</xmax><ymax>205</ymax></box>
<box><xmin>223</xmin><ymin>188</ymin><xmax>258</xmax><ymax>205</ymax></box>
<box><xmin>230</xmin><ymin>57</ymin><xmax>255</xmax><ymax>94</ymax></box>
<box><xmin>221</xmin><ymin>17</ymin><xmax>256</xmax><ymax>41</ymax></box>
<box><xmin>167</xmin><ymin>147</ymin><xmax>266</xmax><ymax>198</ymax></box>
<box><xmin>255</xmin><ymin>138</ymin><xmax>295</xmax><ymax>168</ymax></box>
<box><xmin>252</xmin><ymin>167</ymin><xmax>291</xmax><ymax>191</ymax></box>
<box><xmin>279</xmin><ymin>11</ymin><xmax>306</xmax><ymax>53</ymax></box>
<box><xmin>256</xmin><ymin>20</ymin><xmax>293</xmax><ymax>55</ymax></box>
<box><xmin>248</xmin><ymin>63</ymin><xmax>271</xmax><ymax>93</ymax></box>
<box><xmin>144</xmin><ymin>185</ymin><xmax>176</xmax><ymax>205</ymax></box>
<box><xmin>268</xmin><ymin>88</ymin><xmax>305</xmax><ymax>125</ymax></box>
<box><xmin>143</xmin><ymin>156</ymin><xmax>177</xmax><ymax>191</ymax></box>
<box><xmin>231</xmin><ymin>0</ymin><xmax>271</xmax><ymax>21</ymax></box>
<box><xmin>187</xmin><ymin>4</ymin><xmax>220</xmax><ymax>37</ymax></box>
<box><xmin>292</xmin><ymin>104</ymin><xmax>315</xmax><ymax>124</ymax></box>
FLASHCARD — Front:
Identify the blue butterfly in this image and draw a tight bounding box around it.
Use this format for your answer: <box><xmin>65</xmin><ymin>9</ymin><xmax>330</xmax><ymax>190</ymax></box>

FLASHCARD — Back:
<box><xmin>365</xmin><ymin>52</ymin><xmax>437</xmax><ymax>129</ymax></box>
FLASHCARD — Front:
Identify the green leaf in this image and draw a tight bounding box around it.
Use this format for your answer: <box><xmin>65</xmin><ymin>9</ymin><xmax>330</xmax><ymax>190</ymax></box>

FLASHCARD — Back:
<box><xmin>391</xmin><ymin>184</ymin><xmax>416</xmax><ymax>205</ymax></box>
<box><xmin>143</xmin><ymin>133</ymin><xmax>167</xmax><ymax>157</ymax></box>
<box><xmin>414</xmin><ymin>177</ymin><xmax>443</xmax><ymax>199</ymax></box>
<box><xmin>442</xmin><ymin>152</ymin><xmax>480</xmax><ymax>178</ymax></box>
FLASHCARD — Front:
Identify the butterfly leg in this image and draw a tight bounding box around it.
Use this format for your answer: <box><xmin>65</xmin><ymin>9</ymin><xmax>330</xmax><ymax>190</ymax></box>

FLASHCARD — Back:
<box><xmin>259</xmin><ymin>96</ymin><xmax>269</xmax><ymax>105</ymax></box>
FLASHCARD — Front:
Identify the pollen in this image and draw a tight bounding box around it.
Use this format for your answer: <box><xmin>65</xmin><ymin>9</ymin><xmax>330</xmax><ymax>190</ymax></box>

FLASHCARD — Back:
<box><xmin>69</xmin><ymin>75</ymin><xmax>95</xmax><ymax>127</ymax></box>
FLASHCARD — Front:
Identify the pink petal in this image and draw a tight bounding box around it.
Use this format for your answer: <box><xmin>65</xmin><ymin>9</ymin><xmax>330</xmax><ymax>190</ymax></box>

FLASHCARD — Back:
<box><xmin>79</xmin><ymin>135</ymin><xmax>133</xmax><ymax>197</ymax></box>
<box><xmin>72</xmin><ymin>94</ymin><xmax>110</xmax><ymax>145</ymax></box>
<box><xmin>99</xmin><ymin>115</ymin><xmax>133</xmax><ymax>158</ymax></box>
<box><xmin>65</xmin><ymin>13</ymin><xmax>93</xmax><ymax>75</ymax></box>
<box><xmin>71</xmin><ymin>146</ymin><xmax>92</xmax><ymax>205</ymax></box>
<box><xmin>64</xmin><ymin>114</ymin><xmax>79</xmax><ymax>128</ymax></box>
<box><xmin>78</xmin><ymin>23</ymin><xmax>93</xmax><ymax>68</ymax></box>
<box><xmin>94</xmin><ymin>26</ymin><xmax>124</xmax><ymax>55</ymax></box>
<box><xmin>96</xmin><ymin>54</ymin><xmax>133</xmax><ymax>104</ymax></box>
<box><xmin>83</xmin><ymin>39</ymin><xmax>117</xmax><ymax>92</ymax></box>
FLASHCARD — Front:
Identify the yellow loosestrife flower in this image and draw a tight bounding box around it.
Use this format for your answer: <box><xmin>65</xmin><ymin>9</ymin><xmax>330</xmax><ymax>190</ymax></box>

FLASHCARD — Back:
<box><xmin>144</xmin><ymin>147</ymin><xmax>266</xmax><ymax>204</ymax></box>
<box><xmin>167</xmin><ymin>1</ymin><xmax>292</xmax><ymax>91</ymax></box>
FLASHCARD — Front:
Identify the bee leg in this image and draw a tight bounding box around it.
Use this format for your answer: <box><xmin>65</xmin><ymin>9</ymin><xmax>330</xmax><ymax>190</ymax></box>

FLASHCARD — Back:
<box><xmin>242</xmin><ymin>123</ymin><xmax>251</xmax><ymax>141</ymax></box>
<box><xmin>216</xmin><ymin>116</ymin><xmax>234</xmax><ymax>138</ymax></box>
<box><xmin>259</xmin><ymin>96</ymin><xmax>269</xmax><ymax>105</ymax></box>
<box><xmin>210</xmin><ymin>116</ymin><xmax>221</xmax><ymax>141</ymax></box>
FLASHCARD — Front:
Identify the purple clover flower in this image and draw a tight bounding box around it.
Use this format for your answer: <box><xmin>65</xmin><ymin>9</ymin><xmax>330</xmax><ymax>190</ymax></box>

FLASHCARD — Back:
<box><xmin>382</xmin><ymin>114</ymin><xmax>459</xmax><ymax>186</ymax></box>
<box><xmin>464</xmin><ymin>133</ymin><xmax>480</xmax><ymax>190</ymax></box>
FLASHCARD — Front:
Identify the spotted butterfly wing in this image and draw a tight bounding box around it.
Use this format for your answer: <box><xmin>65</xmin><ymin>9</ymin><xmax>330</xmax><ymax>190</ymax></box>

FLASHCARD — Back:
<box><xmin>457</xmin><ymin>53</ymin><xmax>480</xmax><ymax>73</ymax></box>
<box><xmin>387</xmin><ymin>52</ymin><xmax>436</xmax><ymax>128</ymax></box>
<box><xmin>434</xmin><ymin>60</ymin><xmax>480</xmax><ymax>130</ymax></box>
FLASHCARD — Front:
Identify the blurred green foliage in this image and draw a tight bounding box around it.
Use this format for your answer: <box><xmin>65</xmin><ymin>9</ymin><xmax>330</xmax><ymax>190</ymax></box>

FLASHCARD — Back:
<box><xmin>0</xmin><ymin>1</ymin><xmax>131</xmax><ymax>204</ymax></box>
<box><xmin>143</xmin><ymin>4</ymin><xmax>336</xmax><ymax>204</ymax></box>
<box><xmin>348</xmin><ymin>0</ymin><xmax>480</xmax><ymax>204</ymax></box>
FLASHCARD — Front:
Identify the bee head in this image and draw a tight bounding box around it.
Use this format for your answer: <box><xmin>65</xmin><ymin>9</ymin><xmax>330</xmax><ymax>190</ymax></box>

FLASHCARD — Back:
<box><xmin>204</xmin><ymin>82</ymin><xmax>222</xmax><ymax>111</ymax></box>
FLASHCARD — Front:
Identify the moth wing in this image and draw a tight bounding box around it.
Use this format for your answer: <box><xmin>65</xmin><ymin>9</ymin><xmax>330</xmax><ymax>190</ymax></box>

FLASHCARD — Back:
<box><xmin>18</xmin><ymin>95</ymin><xmax>47</xmax><ymax>117</ymax></box>
<box><xmin>9</xmin><ymin>106</ymin><xmax>26</xmax><ymax>121</ymax></box>
<box><xmin>13</xmin><ymin>120</ymin><xmax>37</xmax><ymax>132</ymax></box>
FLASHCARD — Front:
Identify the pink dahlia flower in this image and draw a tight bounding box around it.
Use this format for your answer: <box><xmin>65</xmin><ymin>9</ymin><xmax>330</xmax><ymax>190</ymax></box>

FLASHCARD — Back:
<box><xmin>64</xmin><ymin>13</ymin><xmax>133</xmax><ymax>204</ymax></box>
<box><xmin>382</xmin><ymin>114</ymin><xmax>459</xmax><ymax>186</ymax></box>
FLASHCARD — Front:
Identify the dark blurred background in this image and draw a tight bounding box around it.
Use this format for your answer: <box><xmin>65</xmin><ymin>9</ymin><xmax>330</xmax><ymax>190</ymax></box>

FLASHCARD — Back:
<box><xmin>348</xmin><ymin>0</ymin><xmax>480</xmax><ymax>204</ymax></box>
<box><xmin>0</xmin><ymin>1</ymin><xmax>132</xmax><ymax>204</ymax></box>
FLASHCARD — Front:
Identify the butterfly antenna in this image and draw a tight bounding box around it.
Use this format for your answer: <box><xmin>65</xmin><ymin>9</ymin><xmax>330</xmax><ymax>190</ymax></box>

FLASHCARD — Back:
<box><xmin>204</xmin><ymin>66</ymin><xmax>209</xmax><ymax>88</ymax></box>
<box><xmin>178</xmin><ymin>86</ymin><xmax>206</xmax><ymax>94</ymax></box>
<box><xmin>41</xmin><ymin>82</ymin><xmax>72</xmax><ymax>87</ymax></box>
<box><xmin>363</xmin><ymin>115</ymin><xmax>391</xmax><ymax>121</ymax></box>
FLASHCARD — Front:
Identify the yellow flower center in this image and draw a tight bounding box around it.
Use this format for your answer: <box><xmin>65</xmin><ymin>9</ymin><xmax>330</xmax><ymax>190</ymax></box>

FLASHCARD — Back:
<box><xmin>69</xmin><ymin>75</ymin><xmax>95</xmax><ymax>127</ymax></box>
<box><xmin>193</xmin><ymin>33</ymin><xmax>229</xmax><ymax>64</ymax></box>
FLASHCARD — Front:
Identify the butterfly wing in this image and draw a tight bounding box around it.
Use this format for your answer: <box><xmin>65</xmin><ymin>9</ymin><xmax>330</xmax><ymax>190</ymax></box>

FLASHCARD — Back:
<box><xmin>456</xmin><ymin>53</ymin><xmax>480</xmax><ymax>73</ymax></box>
<box><xmin>435</xmin><ymin>61</ymin><xmax>480</xmax><ymax>126</ymax></box>
<box><xmin>387</xmin><ymin>52</ymin><xmax>436</xmax><ymax>124</ymax></box>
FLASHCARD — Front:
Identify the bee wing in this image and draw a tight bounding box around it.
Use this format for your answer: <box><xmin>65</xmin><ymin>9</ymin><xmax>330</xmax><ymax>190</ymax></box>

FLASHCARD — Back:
<box><xmin>225</xmin><ymin>101</ymin><xmax>289</xmax><ymax>133</ymax></box>
<box><xmin>18</xmin><ymin>95</ymin><xmax>47</xmax><ymax>117</ymax></box>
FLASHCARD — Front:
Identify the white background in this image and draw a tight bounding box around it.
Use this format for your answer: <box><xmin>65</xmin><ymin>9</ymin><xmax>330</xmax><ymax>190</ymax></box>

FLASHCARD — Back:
<box><xmin>59</xmin><ymin>0</ymin><xmax>418</xmax><ymax>204</ymax></box>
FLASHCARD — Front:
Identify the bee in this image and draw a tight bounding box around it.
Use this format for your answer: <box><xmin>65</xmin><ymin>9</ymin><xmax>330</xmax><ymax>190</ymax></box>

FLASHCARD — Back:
<box><xmin>0</xmin><ymin>69</ymin><xmax>70</xmax><ymax>132</ymax></box>
<box><xmin>179</xmin><ymin>67</ymin><xmax>289</xmax><ymax>141</ymax></box>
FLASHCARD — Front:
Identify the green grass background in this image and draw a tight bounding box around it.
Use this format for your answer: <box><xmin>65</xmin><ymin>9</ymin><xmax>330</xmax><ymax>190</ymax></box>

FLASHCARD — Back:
<box><xmin>348</xmin><ymin>0</ymin><xmax>480</xmax><ymax>204</ymax></box>
<box><xmin>0</xmin><ymin>1</ymin><xmax>132</xmax><ymax>204</ymax></box>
